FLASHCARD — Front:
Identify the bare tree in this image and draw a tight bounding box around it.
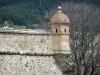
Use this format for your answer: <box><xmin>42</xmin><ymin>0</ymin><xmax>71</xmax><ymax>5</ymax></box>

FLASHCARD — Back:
<box><xmin>48</xmin><ymin>2</ymin><xmax>100</xmax><ymax>75</ymax></box>
<box><xmin>63</xmin><ymin>3</ymin><xmax>100</xmax><ymax>75</ymax></box>
<box><xmin>65</xmin><ymin>23</ymin><xmax>100</xmax><ymax>75</ymax></box>
<box><xmin>47</xmin><ymin>2</ymin><xmax>100</xmax><ymax>33</ymax></box>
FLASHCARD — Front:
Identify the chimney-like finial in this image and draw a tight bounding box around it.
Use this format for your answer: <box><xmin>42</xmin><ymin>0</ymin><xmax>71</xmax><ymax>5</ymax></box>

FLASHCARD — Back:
<box><xmin>58</xmin><ymin>6</ymin><xmax>62</xmax><ymax>12</ymax></box>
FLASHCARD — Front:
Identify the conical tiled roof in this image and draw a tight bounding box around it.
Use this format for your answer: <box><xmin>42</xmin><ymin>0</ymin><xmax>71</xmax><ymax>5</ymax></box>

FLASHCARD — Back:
<box><xmin>51</xmin><ymin>6</ymin><xmax>70</xmax><ymax>24</ymax></box>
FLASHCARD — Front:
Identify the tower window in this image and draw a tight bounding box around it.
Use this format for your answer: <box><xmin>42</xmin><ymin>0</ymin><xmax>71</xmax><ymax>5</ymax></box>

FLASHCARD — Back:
<box><xmin>64</xmin><ymin>29</ymin><xmax>66</xmax><ymax>33</ymax></box>
<box><xmin>56</xmin><ymin>29</ymin><xmax>57</xmax><ymax>33</ymax></box>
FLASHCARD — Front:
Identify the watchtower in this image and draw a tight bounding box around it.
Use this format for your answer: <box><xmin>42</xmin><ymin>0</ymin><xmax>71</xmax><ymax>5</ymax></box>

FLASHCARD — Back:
<box><xmin>51</xmin><ymin>6</ymin><xmax>71</xmax><ymax>54</ymax></box>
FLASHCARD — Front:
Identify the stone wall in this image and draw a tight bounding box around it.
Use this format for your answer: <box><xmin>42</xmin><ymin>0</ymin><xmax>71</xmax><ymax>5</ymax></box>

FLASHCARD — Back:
<box><xmin>0</xmin><ymin>30</ymin><xmax>63</xmax><ymax>75</ymax></box>
<box><xmin>0</xmin><ymin>30</ymin><xmax>53</xmax><ymax>54</ymax></box>
<box><xmin>0</xmin><ymin>55</ymin><xmax>62</xmax><ymax>75</ymax></box>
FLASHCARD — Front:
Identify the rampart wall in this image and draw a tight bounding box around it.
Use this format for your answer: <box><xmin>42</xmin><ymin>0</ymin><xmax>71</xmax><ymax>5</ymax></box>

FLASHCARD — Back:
<box><xmin>0</xmin><ymin>30</ymin><xmax>53</xmax><ymax>54</ymax></box>
<box><xmin>0</xmin><ymin>30</ymin><xmax>63</xmax><ymax>75</ymax></box>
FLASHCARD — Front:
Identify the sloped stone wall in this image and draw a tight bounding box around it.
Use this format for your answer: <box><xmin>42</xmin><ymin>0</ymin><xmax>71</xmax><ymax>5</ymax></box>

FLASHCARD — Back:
<box><xmin>0</xmin><ymin>55</ymin><xmax>62</xmax><ymax>75</ymax></box>
<box><xmin>0</xmin><ymin>30</ymin><xmax>63</xmax><ymax>75</ymax></box>
<box><xmin>0</xmin><ymin>32</ymin><xmax>53</xmax><ymax>54</ymax></box>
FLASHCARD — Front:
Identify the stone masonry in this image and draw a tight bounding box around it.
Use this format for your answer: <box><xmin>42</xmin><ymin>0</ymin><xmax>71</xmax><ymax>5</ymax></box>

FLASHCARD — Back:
<box><xmin>0</xmin><ymin>30</ymin><xmax>64</xmax><ymax>75</ymax></box>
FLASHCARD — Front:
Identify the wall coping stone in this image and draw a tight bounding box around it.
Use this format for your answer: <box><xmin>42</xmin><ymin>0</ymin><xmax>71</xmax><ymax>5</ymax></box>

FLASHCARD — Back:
<box><xmin>0</xmin><ymin>51</ymin><xmax>71</xmax><ymax>56</ymax></box>
<box><xmin>0</xmin><ymin>29</ymin><xmax>51</xmax><ymax>35</ymax></box>
<box><xmin>0</xmin><ymin>29</ymin><xmax>70</xmax><ymax>35</ymax></box>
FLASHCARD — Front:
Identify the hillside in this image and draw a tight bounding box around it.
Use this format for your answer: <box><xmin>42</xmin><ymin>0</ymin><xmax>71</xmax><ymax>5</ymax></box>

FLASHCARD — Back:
<box><xmin>0</xmin><ymin>0</ymin><xmax>100</xmax><ymax>28</ymax></box>
<box><xmin>0</xmin><ymin>0</ymin><xmax>100</xmax><ymax>7</ymax></box>
<box><xmin>0</xmin><ymin>0</ymin><xmax>67</xmax><ymax>26</ymax></box>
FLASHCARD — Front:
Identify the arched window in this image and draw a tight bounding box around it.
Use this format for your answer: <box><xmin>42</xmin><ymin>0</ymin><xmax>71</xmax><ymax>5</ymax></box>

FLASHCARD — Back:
<box><xmin>64</xmin><ymin>29</ymin><xmax>66</xmax><ymax>33</ymax></box>
<box><xmin>56</xmin><ymin>29</ymin><xmax>57</xmax><ymax>33</ymax></box>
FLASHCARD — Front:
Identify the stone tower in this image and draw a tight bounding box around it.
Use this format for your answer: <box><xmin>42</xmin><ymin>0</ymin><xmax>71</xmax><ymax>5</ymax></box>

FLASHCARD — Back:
<box><xmin>51</xmin><ymin>6</ymin><xmax>71</xmax><ymax>54</ymax></box>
